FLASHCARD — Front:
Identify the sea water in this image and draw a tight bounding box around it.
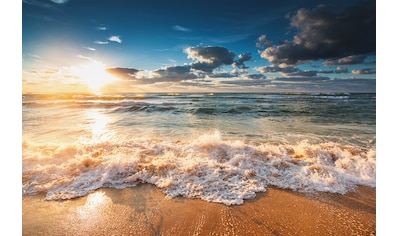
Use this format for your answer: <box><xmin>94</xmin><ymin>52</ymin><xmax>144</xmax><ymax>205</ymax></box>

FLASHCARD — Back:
<box><xmin>22</xmin><ymin>93</ymin><xmax>376</xmax><ymax>205</ymax></box>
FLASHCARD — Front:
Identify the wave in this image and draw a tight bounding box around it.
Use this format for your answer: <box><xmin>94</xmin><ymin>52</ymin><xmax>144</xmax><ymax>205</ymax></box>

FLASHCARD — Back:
<box><xmin>22</xmin><ymin>131</ymin><xmax>376</xmax><ymax>205</ymax></box>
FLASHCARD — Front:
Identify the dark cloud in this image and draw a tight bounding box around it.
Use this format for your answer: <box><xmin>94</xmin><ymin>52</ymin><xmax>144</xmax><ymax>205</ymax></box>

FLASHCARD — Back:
<box><xmin>260</xmin><ymin>1</ymin><xmax>375</xmax><ymax>67</ymax></box>
<box><xmin>244</xmin><ymin>74</ymin><xmax>266</xmax><ymax>80</ymax></box>
<box><xmin>154</xmin><ymin>65</ymin><xmax>191</xmax><ymax>76</ymax></box>
<box><xmin>191</xmin><ymin>62</ymin><xmax>218</xmax><ymax>73</ymax></box>
<box><xmin>153</xmin><ymin>65</ymin><xmax>198</xmax><ymax>80</ymax></box>
<box><xmin>232</xmin><ymin>53</ymin><xmax>252</xmax><ymax>69</ymax></box>
<box><xmin>257</xmin><ymin>66</ymin><xmax>350</xmax><ymax>80</ymax></box>
<box><xmin>106</xmin><ymin>67</ymin><xmax>140</xmax><ymax>80</ymax></box>
<box><xmin>185</xmin><ymin>46</ymin><xmax>235</xmax><ymax>72</ymax></box>
<box><xmin>351</xmin><ymin>68</ymin><xmax>376</xmax><ymax>75</ymax></box>
<box><xmin>256</xmin><ymin>66</ymin><xmax>299</xmax><ymax>74</ymax></box>
<box><xmin>324</xmin><ymin>55</ymin><xmax>367</xmax><ymax>66</ymax></box>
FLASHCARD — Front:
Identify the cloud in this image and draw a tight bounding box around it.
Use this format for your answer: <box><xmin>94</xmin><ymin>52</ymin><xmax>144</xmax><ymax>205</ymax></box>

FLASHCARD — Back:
<box><xmin>259</xmin><ymin>1</ymin><xmax>375</xmax><ymax>67</ymax></box>
<box><xmin>173</xmin><ymin>25</ymin><xmax>191</xmax><ymax>32</ymax></box>
<box><xmin>208</xmin><ymin>73</ymin><xmax>237</xmax><ymax>78</ymax></box>
<box><xmin>23</xmin><ymin>0</ymin><xmax>55</xmax><ymax>8</ymax></box>
<box><xmin>335</xmin><ymin>67</ymin><xmax>349</xmax><ymax>73</ymax></box>
<box><xmin>50</xmin><ymin>0</ymin><xmax>69</xmax><ymax>3</ymax></box>
<box><xmin>191</xmin><ymin>62</ymin><xmax>218</xmax><ymax>73</ymax></box>
<box><xmin>256</xmin><ymin>66</ymin><xmax>299</xmax><ymax>74</ymax></box>
<box><xmin>270</xmin><ymin>76</ymin><xmax>330</xmax><ymax>82</ymax></box>
<box><xmin>256</xmin><ymin>66</ymin><xmax>348</xmax><ymax>80</ymax></box>
<box><xmin>324</xmin><ymin>55</ymin><xmax>367</xmax><ymax>66</ymax></box>
<box><xmin>185</xmin><ymin>46</ymin><xmax>235</xmax><ymax>72</ymax></box>
<box><xmin>351</xmin><ymin>68</ymin><xmax>376</xmax><ymax>75</ymax></box>
<box><xmin>317</xmin><ymin>67</ymin><xmax>349</xmax><ymax>74</ymax></box>
<box><xmin>186</xmin><ymin>46</ymin><xmax>235</xmax><ymax>65</ymax></box>
<box><xmin>108</xmin><ymin>36</ymin><xmax>122</xmax><ymax>43</ymax></box>
<box><xmin>153</xmin><ymin>65</ymin><xmax>198</xmax><ymax>81</ymax></box>
<box><xmin>83</xmin><ymin>46</ymin><xmax>96</xmax><ymax>51</ymax></box>
<box><xmin>77</xmin><ymin>54</ymin><xmax>94</xmax><ymax>61</ymax></box>
<box><xmin>106</xmin><ymin>67</ymin><xmax>141</xmax><ymax>80</ymax></box>
<box><xmin>232</xmin><ymin>53</ymin><xmax>251</xmax><ymax>69</ymax></box>
<box><xmin>244</xmin><ymin>74</ymin><xmax>266</xmax><ymax>80</ymax></box>
<box><xmin>94</xmin><ymin>41</ymin><xmax>109</xmax><ymax>45</ymax></box>
<box><xmin>280</xmin><ymin>70</ymin><xmax>318</xmax><ymax>77</ymax></box>
<box><xmin>106</xmin><ymin>65</ymin><xmax>199</xmax><ymax>84</ymax></box>
<box><xmin>97</xmin><ymin>26</ymin><xmax>107</xmax><ymax>31</ymax></box>
<box><xmin>256</xmin><ymin>35</ymin><xmax>272</xmax><ymax>49</ymax></box>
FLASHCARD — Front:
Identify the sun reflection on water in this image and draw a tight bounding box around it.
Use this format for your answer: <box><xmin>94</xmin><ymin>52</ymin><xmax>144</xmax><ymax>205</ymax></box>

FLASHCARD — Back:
<box><xmin>86</xmin><ymin>110</ymin><xmax>115</xmax><ymax>142</ymax></box>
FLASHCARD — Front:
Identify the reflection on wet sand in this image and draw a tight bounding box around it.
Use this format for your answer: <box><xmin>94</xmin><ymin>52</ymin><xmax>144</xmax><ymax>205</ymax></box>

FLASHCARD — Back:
<box><xmin>22</xmin><ymin>184</ymin><xmax>376</xmax><ymax>236</ymax></box>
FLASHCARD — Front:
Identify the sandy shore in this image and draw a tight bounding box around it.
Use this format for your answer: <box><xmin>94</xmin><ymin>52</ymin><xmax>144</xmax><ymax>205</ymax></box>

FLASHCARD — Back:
<box><xmin>22</xmin><ymin>184</ymin><xmax>375</xmax><ymax>235</ymax></box>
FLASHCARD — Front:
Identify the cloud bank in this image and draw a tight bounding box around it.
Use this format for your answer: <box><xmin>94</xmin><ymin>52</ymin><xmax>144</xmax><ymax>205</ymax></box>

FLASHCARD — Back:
<box><xmin>259</xmin><ymin>1</ymin><xmax>375</xmax><ymax>67</ymax></box>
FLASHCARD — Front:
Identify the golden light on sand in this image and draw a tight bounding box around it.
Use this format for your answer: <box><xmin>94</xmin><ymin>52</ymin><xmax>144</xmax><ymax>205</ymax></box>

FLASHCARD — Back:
<box><xmin>70</xmin><ymin>60</ymin><xmax>118</xmax><ymax>91</ymax></box>
<box><xmin>76</xmin><ymin>191</ymin><xmax>110</xmax><ymax>221</ymax></box>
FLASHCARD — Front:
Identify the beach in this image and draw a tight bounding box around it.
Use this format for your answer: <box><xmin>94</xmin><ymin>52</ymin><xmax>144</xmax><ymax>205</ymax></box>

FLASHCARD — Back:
<box><xmin>23</xmin><ymin>184</ymin><xmax>375</xmax><ymax>235</ymax></box>
<box><xmin>22</xmin><ymin>93</ymin><xmax>376</xmax><ymax>235</ymax></box>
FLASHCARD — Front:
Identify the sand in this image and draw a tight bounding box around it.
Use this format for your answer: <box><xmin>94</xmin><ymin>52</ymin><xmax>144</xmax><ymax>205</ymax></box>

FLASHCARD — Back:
<box><xmin>22</xmin><ymin>184</ymin><xmax>375</xmax><ymax>235</ymax></box>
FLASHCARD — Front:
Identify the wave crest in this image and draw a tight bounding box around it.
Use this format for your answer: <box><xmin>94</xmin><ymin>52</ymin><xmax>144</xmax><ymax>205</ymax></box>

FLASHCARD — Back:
<box><xmin>22</xmin><ymin>131</ymin><xmax>376</xmax><ymax>205</ymax></box>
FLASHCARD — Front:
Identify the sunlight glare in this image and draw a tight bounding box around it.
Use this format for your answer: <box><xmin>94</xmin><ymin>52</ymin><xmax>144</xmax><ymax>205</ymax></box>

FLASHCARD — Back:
<box><xmin>70</xmin><ymin>60</ymin><xmax>118</xmax><ymax>91</ymax></box>
<box><xmin>87</xmin><ymin>110</ymin><xmax>115</xmax><ymax>142</ymax></box>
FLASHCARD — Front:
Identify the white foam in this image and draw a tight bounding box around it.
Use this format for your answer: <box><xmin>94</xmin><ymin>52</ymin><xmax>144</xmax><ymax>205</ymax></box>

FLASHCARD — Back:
<box><xmin>22</xmin><ymin>131</ymin><xmax>376</xmax><ymax>205</ymax></box>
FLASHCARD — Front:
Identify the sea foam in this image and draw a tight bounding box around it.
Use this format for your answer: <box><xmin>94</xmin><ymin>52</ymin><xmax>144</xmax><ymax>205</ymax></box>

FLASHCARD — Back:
<box><xmin>22</xmin><ymin>131</ymin><xmax>375</xmax><ymax>205</ymax></box>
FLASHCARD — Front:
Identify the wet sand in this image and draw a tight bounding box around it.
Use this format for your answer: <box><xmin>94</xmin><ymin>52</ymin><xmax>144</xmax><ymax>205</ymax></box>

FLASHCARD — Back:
<box><xmin>22</xmin><ymin>184</ymin><xmax>375</xmax><ymax>235</ymax></box>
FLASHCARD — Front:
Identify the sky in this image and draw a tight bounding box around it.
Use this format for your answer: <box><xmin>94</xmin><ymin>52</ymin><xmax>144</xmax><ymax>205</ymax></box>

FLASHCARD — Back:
<box><xmin>22</xmin><ymin>0</ymin><xmax>376</xmax><ymax>93</ymax></box>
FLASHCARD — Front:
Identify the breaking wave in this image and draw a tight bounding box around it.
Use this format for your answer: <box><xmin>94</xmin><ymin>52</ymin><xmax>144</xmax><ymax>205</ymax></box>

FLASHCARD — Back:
<box><xmin>22</xmin><ymin>131</ymin><xmax>375</xmax><ymax>205</ymax></box>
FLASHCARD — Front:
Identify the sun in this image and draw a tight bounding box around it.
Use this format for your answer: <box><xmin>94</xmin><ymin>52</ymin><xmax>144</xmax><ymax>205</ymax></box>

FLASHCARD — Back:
<box><xmin>70</xmin><ymin>60</ymin><xmax>118</xmax><ymax>92</ymax></box>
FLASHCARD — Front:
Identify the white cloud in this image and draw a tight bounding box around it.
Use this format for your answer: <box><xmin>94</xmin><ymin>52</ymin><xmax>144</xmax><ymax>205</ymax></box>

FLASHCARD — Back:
<box><xmin>94</xmin><ymin>41</ymin><xmax>109</xmax><ymax>45</ymax></box>
<box><xmin>108</xmin><ymin>36</ymin><xmax>122</xmax><ymax>44</ymax></box>
<box><xmin>83</xmin><ymin>46</ymin><xmax>96</xmax><ymax>51</ymax></box>
<box><xmin>173</xmin><ymin>25</ymin><xmax>191</xmax><ymax>32</ymax></box>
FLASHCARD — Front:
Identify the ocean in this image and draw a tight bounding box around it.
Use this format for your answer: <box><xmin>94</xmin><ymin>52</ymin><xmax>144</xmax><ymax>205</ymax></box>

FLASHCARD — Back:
<box><xmin>22</xmin><ymin>93</ymin><xmax>376</xmax><ymax>205</ymax></box>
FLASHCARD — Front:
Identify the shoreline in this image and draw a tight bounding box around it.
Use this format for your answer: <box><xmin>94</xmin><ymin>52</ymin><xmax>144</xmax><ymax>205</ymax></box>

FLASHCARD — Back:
<box><xmin>23</xmin><ymin>184</ymin><xmax>376</xmax><ymax>235</ymax></box>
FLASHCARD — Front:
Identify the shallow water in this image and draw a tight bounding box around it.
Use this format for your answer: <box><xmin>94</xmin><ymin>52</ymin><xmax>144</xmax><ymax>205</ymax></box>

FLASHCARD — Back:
<box><xmin>22</xmin><ymin>93</ymin><xmax>376</xmax><ymax>205</ymax></box>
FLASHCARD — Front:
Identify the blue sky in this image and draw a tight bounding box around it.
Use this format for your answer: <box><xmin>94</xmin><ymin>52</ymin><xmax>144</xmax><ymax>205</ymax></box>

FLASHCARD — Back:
<box><xmin>22</xmin><ymin>0</ymin><xmax>376</xmax><ymax>93</ymax></box>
